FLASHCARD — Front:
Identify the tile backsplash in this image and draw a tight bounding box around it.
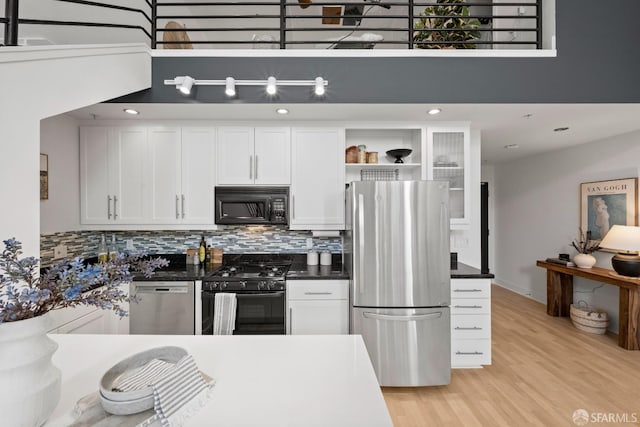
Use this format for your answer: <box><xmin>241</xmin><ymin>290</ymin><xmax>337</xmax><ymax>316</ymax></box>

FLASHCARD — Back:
<box><xmin>40</xmin><ymin>226</ymin><xmax>342</xmax><ymax>267</ymax></box>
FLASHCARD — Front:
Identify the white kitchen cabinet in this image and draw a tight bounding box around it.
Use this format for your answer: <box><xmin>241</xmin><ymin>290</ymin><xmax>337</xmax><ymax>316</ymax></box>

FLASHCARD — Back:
<box><xmin>181</xmin><ymin>128</ymin><xmax>217</xmax><ymax>224</ymax></box>
<box><xmin>287</xmin><ymin>280</ymin><xmax>349</xmax><ymax>335</ymax></box>
<box><xmin>290</xmin><ymin>128</ymin><xmax>345</xmax><ymax>230</ymax></box>
<box><xmin>80</xmin><ymin>126</ymin><xmax>149</xmax><ymax>225</ymax></box>
<box><xmin>57</xmin><ymin>309</ymin><xmax>106</xmax><ymax>334</ymax></box>
<box><xmin>81</xmin><ymin>126</ymin><xmax>216</xmax><ymax>227</ymax></box>
<box><xmin>450</xmin><ymin>278</ymin><xmax>492</xmax><ymax>368</ymax></box>
<box><xmin>148</xmin><ymin>127</ymin><xmax>182</xmax><ymax>223</ymax></box>
<box><xmin>80</xmin><ymin>127</ymin><xmax>112</xmax><ymax>224</ymax></box>
<box><xmin>148</xmin><ymin>127</ymin><xmax>216</xmax><ymax>224</ymax></box>
<box><xmin>217</xmin><ymin>127</ymin><xmax>290</xmax><ymax>185</ymax></box>
<box><xmin>47</xmin><ymin>284</ymin><xmax>130</xmax><ymax>335</ymax></box>
<box><xmin>426</xmin><ymin>126</ymin><xmax>471</xmax><ymax>229</ymax></box>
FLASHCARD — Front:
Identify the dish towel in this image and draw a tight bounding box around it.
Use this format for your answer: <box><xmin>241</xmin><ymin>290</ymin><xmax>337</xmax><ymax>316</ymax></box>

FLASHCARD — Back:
<box><xmin>153</xmin><ymin>355</ymin><xmax>214</xmax><ymax>427</ymax></box>
<box><xmin>213</xmin><ymin>292</ymin><xmax>237</xmax><ymax>335</ymax></box>
<box><xmin>111</xmin><ymin>358</ymin><xmax>175</xmax><ymax>392</ymax></box>
<box><xmin>109</xmin><ymin>356</ymin><xmax>214</xmax><ymax>427</ymax></box>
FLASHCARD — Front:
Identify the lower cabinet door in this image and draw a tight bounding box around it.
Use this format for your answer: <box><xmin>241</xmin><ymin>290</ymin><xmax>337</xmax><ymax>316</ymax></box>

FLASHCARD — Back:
<box><xmin>288</xmin><ymin>299</ymin><xmax>348</xmax><ymax>335</ymax></box>
<box><xmin>57</xmin><ymin>309</ymin><xmax>105</xmax><ymax>334</ymax></box>
<box><xmin>351</xmin><ymin>307</ymin><xmax>451</xmax><ymax>387</ymax></box>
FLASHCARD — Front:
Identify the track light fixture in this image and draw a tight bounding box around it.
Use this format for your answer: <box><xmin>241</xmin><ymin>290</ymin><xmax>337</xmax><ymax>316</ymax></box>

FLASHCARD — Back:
<box><xmin>164</xmin><ymin>76</ymin><xmax>329</xmax><ymax>99</ymax></box>
<box><xmin>266</xmin><ymin>76</ymin><xmax>277</xmax><ymax>95</ymax></box>
<box><xmin>176</xmin><ymin>76</ymin><xmax>195</xmax><ymax>95</ymax></box>
<box><xmin>225</xmin><ymin>77</ymin><xmax>236</xmax><ymax>97</ymax></box>
<box><xmin>314</xmin><ymin>77</ymin><xmax>326</xmax><ymax>96</ymax></box>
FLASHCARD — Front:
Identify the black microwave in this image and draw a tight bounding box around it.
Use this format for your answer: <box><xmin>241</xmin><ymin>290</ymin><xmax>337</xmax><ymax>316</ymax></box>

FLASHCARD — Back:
<box><xmin>215</xmin><ymin>186</ymin><xmax>289</xmax><ymax>225</ymax></box>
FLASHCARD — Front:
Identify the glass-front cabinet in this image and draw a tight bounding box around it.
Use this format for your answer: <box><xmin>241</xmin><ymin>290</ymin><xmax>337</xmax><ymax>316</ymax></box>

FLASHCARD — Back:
<box><xmin>426</xmin><ymin>126</ymin><xmax>470</xmax><ymax>229</ymax></box>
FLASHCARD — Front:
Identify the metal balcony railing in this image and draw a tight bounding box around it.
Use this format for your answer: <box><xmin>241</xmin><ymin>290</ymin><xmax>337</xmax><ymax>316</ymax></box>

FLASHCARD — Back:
<box><xmin>2</xmin><ymin>0</ymin><xmax>541</xmax><ymax>50</ymax></box>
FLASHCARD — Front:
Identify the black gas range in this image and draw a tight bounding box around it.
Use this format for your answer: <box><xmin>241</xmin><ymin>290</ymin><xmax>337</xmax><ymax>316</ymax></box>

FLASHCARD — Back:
<box><xmin>201</xmin><ymin>255</ymin><xmax>292</xmax><ymax>335</ymax></box>
<box><xmin>203</xmin><ymin>259</ymin><xmax>290</xmax><ymax>292</ymax></box>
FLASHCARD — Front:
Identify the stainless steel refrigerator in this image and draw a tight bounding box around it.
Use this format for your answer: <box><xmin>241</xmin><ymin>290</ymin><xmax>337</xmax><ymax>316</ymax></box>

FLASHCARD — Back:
<box><xmin>346</xmin><ymin>180</ymin><xmax>451</xmax><ymax>387</ymax></box>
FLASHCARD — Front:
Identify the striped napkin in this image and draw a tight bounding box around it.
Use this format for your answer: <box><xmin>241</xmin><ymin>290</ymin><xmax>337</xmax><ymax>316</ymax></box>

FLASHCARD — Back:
<box><xmin>213</xmin><ymin>292</ymin><xmax>237</xmax><ymax>335</ymax></box>
<box><xmin>110</xmin><ymin>355</ymin><xmax>214</xmax><ymax>427</ymax></box>
<box><xmin>153</xmin><ymin>355</ymin><xmax>214</xmax><ymax>427</ymax></box>
<box><xmin>112</xmin><ymin>359</ymin><xmax>175</xmax><ymax>392</ymax></box>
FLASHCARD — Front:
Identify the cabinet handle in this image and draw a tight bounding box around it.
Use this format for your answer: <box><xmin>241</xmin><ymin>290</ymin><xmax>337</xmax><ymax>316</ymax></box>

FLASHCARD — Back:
<box><xmin>181</xmin><ymin>195</ymin><xmax>186</xmax><ymax>219</ymax></box>
<box><xmin>255</xmin><ymin>155</ymin><xmax>259</xmax><ymax>180</ymax></box>
<box><xmin>107</xmin><ymin>195</ymin><xmax>112</xmax><ymax>220</ymax></box>
<box><xmin>113</xmin><ymin>196</ymin><xmax>118</xmax><ymax>220</ymax></box>
<box><xmin>454</xmin><ymin>326</ymin><xmax>482</xmax><ymax>330</ymax></box>
<box><xmin>176</xmin><ymin>195</ymin><xmax>180</xmax><ymax>219</ymax></box>
<box><xmin>453</xmin><ymin>289</ymin><xmax>482</xmax><ymax>293</ymax></box>
<box><xmin>249</xmin><ymin>155</ymin><xmax>253</xmax><ymax>180</ymax></box>
<box><xmin>292</xmin><ymin>194</ymin><xmax>295</xmax><ymax>220</ymax></box>
<box><xmin>454</xmin><ymin>305</ymin><xmax>483</xmax><ymax>309</ymax></box>
<box><xmin>289</xmin><ymin>307</ymin><xmax>293</xmax><ymax>334</ymax></box>
<box><xmin>304</xmin><ymin>292</ymin><xmax>332</xmax><ymax>295</ymax></box>
<box><xmin>456</xmin><ymin>351</ymin><xmax>484</xmax><ymax>355</ymax></box>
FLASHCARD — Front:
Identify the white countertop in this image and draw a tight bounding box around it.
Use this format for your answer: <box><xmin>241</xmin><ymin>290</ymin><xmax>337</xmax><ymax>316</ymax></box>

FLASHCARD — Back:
<box><xmin>46</xmin><ymin>334</ymin><xmax>393</xmax><ymax>427</ymax></box>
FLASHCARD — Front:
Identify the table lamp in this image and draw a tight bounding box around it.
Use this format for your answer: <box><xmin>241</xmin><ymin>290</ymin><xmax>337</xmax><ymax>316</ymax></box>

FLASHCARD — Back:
<box><xmin>598</xmin><ymin>225</ymin><xmax>640</xmax><ymax>277</ymax></box>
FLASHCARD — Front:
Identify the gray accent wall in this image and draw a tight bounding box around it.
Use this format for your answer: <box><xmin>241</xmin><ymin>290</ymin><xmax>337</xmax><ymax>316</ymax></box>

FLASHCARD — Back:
<box><xmin>111</xmin><ymin>1</ymin><xmax>640</xmax><ymax>104</ymax></box>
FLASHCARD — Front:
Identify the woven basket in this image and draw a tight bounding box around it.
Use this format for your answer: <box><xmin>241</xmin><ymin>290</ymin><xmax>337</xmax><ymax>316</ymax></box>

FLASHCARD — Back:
<box><xmin>570</xmin><ymin>301</ymin><xmax>609</xmax><ymax>335</ymax></box>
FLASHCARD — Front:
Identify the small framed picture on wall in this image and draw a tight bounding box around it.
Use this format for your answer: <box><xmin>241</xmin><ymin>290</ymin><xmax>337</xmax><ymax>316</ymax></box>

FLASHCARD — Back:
<box><xmin>40</xmin><ymin>153</ymin><xmax>48</xmax><ymax>200</ymax></box>
<box><xmin>580</xmin><ymin>178</ymin><xmax>638</xmax><ymax>243</ymax></box>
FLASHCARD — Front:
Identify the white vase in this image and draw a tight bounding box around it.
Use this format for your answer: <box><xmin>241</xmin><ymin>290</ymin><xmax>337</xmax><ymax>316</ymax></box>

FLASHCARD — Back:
<box><xmin>0</xmin><ymin>314</ymin><xmax>62</xmax><ymax>427</ymax></box>
<box><xmin>574</xmin><ymin>253</ymin><xmax>596</xmax><ymax>269</ymax></box>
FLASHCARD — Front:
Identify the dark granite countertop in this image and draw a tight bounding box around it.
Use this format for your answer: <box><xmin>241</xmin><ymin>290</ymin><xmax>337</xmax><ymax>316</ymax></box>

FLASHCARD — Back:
<box><xmin>451</xmin><ymin>262</ymin><xmax>494</xmax><ymax>279</ymax></box>
<box><xmin>286</xmin><ymin>253</ymin><xmax>349</xmax><ymax>280</ymax></box>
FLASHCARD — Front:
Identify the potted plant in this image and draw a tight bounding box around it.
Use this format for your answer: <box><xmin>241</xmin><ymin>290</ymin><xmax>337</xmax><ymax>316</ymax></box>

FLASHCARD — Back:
<box><xmin>571</xmin><ymin>229</ymin><xmax>600</xmax><ymax>268</ymax></box>
<box><xmin>413</xmin><ymin>0</ymin><xmax>481</xmax><ymax>49</ymax></box>
<box><xmin>0</xmin><ymin>238</ymin><xmax>167</xmax><ymax>426</ymax></box>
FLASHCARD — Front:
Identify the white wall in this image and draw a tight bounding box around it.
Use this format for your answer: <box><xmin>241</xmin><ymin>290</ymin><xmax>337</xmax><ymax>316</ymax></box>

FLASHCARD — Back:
<box><xmin>40</xmin><ymin>114</ymin><xmax>80</xmax><ymax>233</ymax></box>
<box><xmin>493</xmin><ymin>130</ymin><xmax>640</xmax><ymax>332</ymax></box>
<box><xmin>0</xmin><ymin>44</ymin><xmax>150</xmax><ymax>258</ymax></box>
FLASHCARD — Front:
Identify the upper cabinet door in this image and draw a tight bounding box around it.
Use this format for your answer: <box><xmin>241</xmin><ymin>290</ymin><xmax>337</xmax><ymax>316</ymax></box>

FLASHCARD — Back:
<box><xmin>217</xmin><ymin>127</ymin><xmax>254</xmax><ymax>185</ymax></box>
<box><xmin>80</xmin><ymin>127</ymin><xmax>113</xmax><ymax>224</ymax></box>
<box><xmin>254</xmin><ymin>127</ymin><xmax>291</xmax><ymax>185</ymax></box>
<box><xmin>148</xmin><ymin>128</ymin><xmax>182</xmax><ymax>224</ymax></box>
<box><xmin>426</xmin><ymin>126</ymin><xmax>470</xmax><ymax>229</ymax></box>
<box><xmin>181</xmin><ymin>128</ymin><xmax>216</xmax><ymax>224</ymax></box>
<box><xmin>113</xmin><ymin>127</ymin><xmax>149</xmax><ymax>224</ymax></box>
<box><xmin>290</xmin><ymin>128</ymin><xmax>345</xmax><ymax>230</ymax></box>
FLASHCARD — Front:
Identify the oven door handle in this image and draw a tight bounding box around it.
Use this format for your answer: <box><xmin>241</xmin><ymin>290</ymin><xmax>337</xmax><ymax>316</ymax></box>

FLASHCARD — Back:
<box><xmin>235</xmin><ymin>291</ymin><xmax>285</xmax><ymax>298</ymax></box>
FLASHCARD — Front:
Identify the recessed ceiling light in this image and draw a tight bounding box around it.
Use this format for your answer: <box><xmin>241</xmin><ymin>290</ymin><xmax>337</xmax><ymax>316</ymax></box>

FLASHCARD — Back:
<box><xmin>276</xmin><ymin>108</ymin><xmax>289</xmax><ymax>115</ymax></box>
<box><xmin>504</xmin><ymin>144</ymin><xmax>519</xmax><ymax>149</ymax></box>
<box><xmin>123</xmin><ymin>108</ymin><xmax>139</xmax><ymax>115</ymax></box>
<box><xmin>554</xmin><ymin>126</ymin><xmax>570</xmax><ymax>132</ymax></box>
<box><xmin>427</xmin><ymin>108</ymin><xmax>442</xmax><ymax>115</ymax></box>
<box><xmin>522</xmin><ymin>113</ymin><xmax>533</xmax><ymax>119</ymax></box>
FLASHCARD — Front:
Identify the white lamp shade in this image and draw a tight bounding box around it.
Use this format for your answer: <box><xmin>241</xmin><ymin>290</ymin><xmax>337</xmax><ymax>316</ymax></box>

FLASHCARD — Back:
<box><xmin>599</xmin><ymin>225</ymin><xmax>640</xmax><ymax>253</ymax></box>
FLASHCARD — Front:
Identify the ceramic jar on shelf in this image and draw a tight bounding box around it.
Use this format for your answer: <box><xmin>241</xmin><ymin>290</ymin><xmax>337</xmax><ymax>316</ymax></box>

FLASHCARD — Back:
<box><xmin>574</xmin><ymin>253</ymin><xmax>596</xmax><ymax>269</ymax></box>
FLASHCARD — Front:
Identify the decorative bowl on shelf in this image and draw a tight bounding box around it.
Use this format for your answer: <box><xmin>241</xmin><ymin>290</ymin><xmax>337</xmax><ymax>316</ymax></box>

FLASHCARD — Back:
<box><xmin>385</xmin><ymin>149</ymin><xmax>412</xmax><ymax>163</ymax></box>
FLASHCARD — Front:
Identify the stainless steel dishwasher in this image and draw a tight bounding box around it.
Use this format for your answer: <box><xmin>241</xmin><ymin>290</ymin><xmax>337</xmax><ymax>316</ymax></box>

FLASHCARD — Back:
<box><xmin>130</xmin><ymin>281</ymin><xmax>195</xmax><ymax>335</ymax></box>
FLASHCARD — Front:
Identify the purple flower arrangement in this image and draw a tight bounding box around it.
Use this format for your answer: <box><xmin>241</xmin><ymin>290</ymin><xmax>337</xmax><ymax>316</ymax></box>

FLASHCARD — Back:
<box><xmin>0</xmin><ymin>238</ymin><xmax>168</xmax><ymax>324</ymax></box>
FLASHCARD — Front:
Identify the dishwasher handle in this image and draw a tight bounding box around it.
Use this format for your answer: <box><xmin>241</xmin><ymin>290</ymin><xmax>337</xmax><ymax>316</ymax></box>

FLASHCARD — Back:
<box><xmin>134</xmin><ymin>285</ymin><xmax>189</xmax><ymax>294</ymax></box>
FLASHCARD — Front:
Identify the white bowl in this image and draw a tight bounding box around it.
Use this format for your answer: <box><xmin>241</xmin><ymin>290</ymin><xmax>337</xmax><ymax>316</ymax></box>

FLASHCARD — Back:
<box><xmin>99</xmin><ymin>390</ymin><xmax>155</xmax><ymax>416</ymax></box>
<box><xmin>99</xmin><ymin>346</ymin><xmax>187</xmax><ymax>403</ymax></box>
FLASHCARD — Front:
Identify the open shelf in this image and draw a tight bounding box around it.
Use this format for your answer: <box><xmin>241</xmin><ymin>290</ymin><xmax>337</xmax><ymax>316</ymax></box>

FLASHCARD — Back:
<box><xmin>345</xmin><ymin>163</ymin><xmax>421</xmax><ymax>169</ymax></box>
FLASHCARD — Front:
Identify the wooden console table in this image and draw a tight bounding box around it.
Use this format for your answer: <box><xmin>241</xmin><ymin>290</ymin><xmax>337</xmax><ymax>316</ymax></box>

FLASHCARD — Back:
<box><xmin>536</xmin><ymin>261</ymin><xmax>640</xmax><ymax>350</ymax></box>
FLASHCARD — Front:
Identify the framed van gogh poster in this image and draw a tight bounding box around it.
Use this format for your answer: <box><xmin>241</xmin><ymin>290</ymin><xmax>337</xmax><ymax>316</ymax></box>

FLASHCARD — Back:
<box><xmin>580</xmin><ymin>178</ymin><xmax>638</xmax><ymax>242</ymax></box>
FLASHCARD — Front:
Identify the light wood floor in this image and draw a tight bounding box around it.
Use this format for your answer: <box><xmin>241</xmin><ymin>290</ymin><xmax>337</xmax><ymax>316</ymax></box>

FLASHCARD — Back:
<box><xmin>382</xmin><ymin>285</ymin><xmax>640</xmax><ymax>427</ymax></box>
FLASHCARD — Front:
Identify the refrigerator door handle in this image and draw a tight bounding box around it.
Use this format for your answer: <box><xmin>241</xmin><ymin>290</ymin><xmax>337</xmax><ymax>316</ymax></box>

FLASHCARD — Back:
<box><xmin>358</xmin><ymin>193</ymin><xmax>365</xmax><ymax>294</ymax></box>
<box><xmin>440</xmin><ymin>200</ymin><xmax>449</xmax><ymax>250</ymax></box>
<box><xmin>362</xmin><ymin>312</ymin><xmax>443</xmax><ymax>322</ymax></box>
